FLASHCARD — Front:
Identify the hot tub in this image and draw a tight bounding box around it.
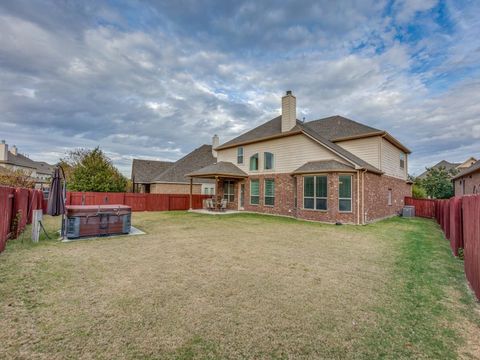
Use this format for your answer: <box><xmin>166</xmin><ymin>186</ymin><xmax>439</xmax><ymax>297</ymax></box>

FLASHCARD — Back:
<box><xmin>65</xmin><ymin>205</ymin><xmax>131</xmax><ymax>239</ymax></box>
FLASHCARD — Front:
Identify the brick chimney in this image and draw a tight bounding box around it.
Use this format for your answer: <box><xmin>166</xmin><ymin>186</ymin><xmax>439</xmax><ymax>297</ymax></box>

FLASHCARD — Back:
<box><xmin>11</xmin><ymin>145</ymin><xmax>17</xmax><ymax>155</ymax></box>
<box><xmin>0</xmin><ymin>140</ymin><xmax>8</xmax><ymax>161</ymax></box>
<box><xmin>212</xmin><ymin>134</ymin><xmax>219</xmax><ymax>158</ymax></box>
<box><xmin>281</xmin><ymin>90</ymin><xmax>296</xmax><ymax>132</ymax></box>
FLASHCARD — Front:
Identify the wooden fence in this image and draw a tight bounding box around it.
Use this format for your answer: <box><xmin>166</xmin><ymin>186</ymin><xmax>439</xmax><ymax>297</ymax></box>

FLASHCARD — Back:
<box><xmin>405</xmin><ymin>195</ymin><xmax>480</xmax><ymax>300</ymax></box>
<box><xmin>0</xmin><ymin>186</ymin><xmax>45</xmax><ymax>253</ymax></box>
<box><xmin>66</xmin><ymin>192</ymin><xmax>210</xmax><ymax>212</ymax></box>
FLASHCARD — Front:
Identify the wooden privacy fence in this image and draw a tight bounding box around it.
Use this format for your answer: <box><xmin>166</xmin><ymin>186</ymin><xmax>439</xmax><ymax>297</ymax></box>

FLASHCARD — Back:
<box><xmin>66</xmin><ymin>192</ymin><xmax>210</xmax><ymax>212</ymax></box>
<box><xmin>0</xmin><ymin>186</ymin><xmax>45</xmax><ymax>253</ymax></box>
<box><xmin>405</xmin><ymin>195</ymin><xmax>480</xmax><ymax>300</ymax></box>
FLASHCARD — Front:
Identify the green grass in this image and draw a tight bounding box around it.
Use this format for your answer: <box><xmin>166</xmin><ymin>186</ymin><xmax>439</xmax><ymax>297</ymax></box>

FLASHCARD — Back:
<box><xmin>0</xmin><ymin>213</ymin><xmax>479</xmax><ymax>359</ymax></box>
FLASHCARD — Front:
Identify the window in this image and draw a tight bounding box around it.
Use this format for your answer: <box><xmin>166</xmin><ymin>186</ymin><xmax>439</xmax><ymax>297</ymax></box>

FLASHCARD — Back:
<box><xmin>339</xmin><ymin>175</ymin><xmax>352</xmax><ymax>212</ymax></box>
<box><xmin>264</xmin><ymin>179</ymin><xmax>275</xmax><ymax>206</ymax></box>
<box><xmin>237</xmin><ymin>147</ymin><xmax>244</xmax><ymax>164</ymax></box>
<box><xmin>264</xmin><ymin>152</ymin><xmax>274</xmax><ymax>170</ymax></box>
<box><xmin>223</xmin><ymin>181</ymin><xmax>234</xmax><ymax>202</ymax></box>
<box><xmin>400</xmin><ymin>153</ymin><xmax>405</xmax><ymax>169</ymax></box>
<box><xmin>250</xmin><ymin>179</ymin><xmax>259</xmax><ymax>205</ymax></box>
<box><xmin>387</xmin><ymin>189</ymin><xmax>392</xmax><ymax>206</ymax></box>
<box><xmin>303</xmin><ymin>175</ymin><xmax>327</xmax><ymax>210</ymax></box>
<box><xmin>249</xmin><ymin>153</ymin><xmax>259</xmax><ymax>171</ymax></box>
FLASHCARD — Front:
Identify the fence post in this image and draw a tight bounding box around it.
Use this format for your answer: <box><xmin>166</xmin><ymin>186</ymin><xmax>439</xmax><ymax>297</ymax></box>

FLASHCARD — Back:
<box><xmin>31</xmin><ymin>209</ymin><xmax>43</xmax><ymax>243</ymax></box>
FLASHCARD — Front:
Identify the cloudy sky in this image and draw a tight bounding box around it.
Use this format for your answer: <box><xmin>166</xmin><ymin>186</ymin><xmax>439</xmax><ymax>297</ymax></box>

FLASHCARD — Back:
<box><xmin>1</xmin><ymin>0</ymin><xmax>479</xmax><ymax>176</ymax></box>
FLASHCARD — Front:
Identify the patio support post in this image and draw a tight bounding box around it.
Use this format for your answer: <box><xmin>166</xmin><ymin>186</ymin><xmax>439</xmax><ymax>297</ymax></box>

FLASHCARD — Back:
<box><xmin>189</xmin><ymin>178</ymin><xmax>193</xmax><ymax>210</ymax></box>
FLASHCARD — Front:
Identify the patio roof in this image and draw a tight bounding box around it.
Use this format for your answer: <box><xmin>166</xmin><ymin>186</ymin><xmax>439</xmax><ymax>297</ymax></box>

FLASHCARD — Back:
<box><xmin>186</xmin><ymin>161</ymin><xmax>248</xmax><ymax>179</ymax></box>
<box><xmin>292</xmin><ymin>160</ymin><xmax>356</xmax><ymax>174</ymax></box>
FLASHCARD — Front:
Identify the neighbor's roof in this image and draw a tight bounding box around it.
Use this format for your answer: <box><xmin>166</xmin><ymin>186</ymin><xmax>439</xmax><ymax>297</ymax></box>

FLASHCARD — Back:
<box><xmin>131</xmin><ymin>159</ymin><xmax>173</xmax><ymax>183</ymax></box>
<box><xmin>187</xmin><ymin>161</ymin><xmax>248</xmax><ymax>178</ymax></box>
<box><xmin>0</xmin><ymin>151</ymin><xmax>55</xmax><ymax>174</ymax></box>
<box><xmin>154</xmin><ymin>144</ymin><xmax>216</xmax><ymax>184</ymax></box>
<box><xmin>417</xmin><ymin>160</ymin><xmax>461</xmax><ymax>179</ymax></box>
<box><xmin>292</xmin><ymin>160</ymin><xmax>355</xmax><ymax>174</ymax></box>
<box><xmin>452</xmin><ymin>160</ymin><xmax>480</xmax><ymax>180</ymax></box>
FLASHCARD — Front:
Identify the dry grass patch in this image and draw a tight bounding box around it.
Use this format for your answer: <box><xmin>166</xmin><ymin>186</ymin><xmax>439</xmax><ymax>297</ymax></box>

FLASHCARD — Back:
<box><xmin>0</xmin><ymin>212</ymin><xmax>478</xmax><ymax>359</ymax></box>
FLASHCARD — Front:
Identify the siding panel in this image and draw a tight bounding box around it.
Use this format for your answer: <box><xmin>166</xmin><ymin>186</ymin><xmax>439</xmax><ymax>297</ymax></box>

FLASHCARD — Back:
<box><xmin>216</xmin><ymin>134</ymin><xmax>347</xmax><ymax>174</ymax></box>
<box><xmin>381</xmin><ymin>139</ymin><xmax>407</xmax><ymax>179</ymax></box>
<box><xmin>335</xmin><ymin>137</ymin><xmax>380</xmax><ymax>169</ymax></box>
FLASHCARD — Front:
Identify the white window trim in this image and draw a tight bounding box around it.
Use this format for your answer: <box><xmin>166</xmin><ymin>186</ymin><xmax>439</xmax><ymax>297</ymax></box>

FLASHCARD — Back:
<box><xmin>223</xmin><ymin>181</ymin><xmax>235</xmax><ymax>202</ymax></box>
<box><xmin>237</xmin><ymin>147</ymin><xmax>244</xmax><ymax>164</ymax></box>
<box><xmin>303</xmin><ymin>175</ymin><xmax>328</xmax><ymax>211</ymax></box>
<box><xmin>264</xmin><ymin>152</ymin><xmax>275</xmax><ymax>171</ymax></box>
<box><xmin>249</xmin><ymin>153</ymin><xmax>259</xmax><ymax>172</ymax></box>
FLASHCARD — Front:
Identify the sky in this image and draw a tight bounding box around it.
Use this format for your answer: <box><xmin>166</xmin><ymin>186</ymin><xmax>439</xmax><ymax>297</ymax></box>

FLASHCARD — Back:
<box><xmin>0</xmin><ymin>0</ymin><xmax>479</xmax><ymax>176</ymax></box>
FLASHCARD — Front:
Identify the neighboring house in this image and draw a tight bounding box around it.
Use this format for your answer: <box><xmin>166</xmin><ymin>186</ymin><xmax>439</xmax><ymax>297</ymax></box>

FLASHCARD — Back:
<box><xmin>131</xmin><ymin>143</ymin><xmax>217</xmax><ymax>195</ymax></box>
<box><xmin>0</xmin><ymin>140</ymin><xmax>55</xmax><ymax>188</ymax></box>
<box><xmin>188</xmin><ymin>91</ymin><xmax>412</xmax><ymax>224</ymax></box>
<box><xmin>453</xmin><ymin>160</ymin><xmax>480</xmax><ymax>195</ymax></box>
<box><xmin>131</xmin><ymin>159</ymin><xmax>173</xmax><ymax>193</ymax></box>
<box><xmin>418</xmin><ymin>157</ymin><xmax>477</xmax><ymax>179</ymax></box>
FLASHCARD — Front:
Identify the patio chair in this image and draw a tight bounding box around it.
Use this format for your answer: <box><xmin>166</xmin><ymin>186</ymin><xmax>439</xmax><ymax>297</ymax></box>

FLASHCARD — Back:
<box><xmin>220</xmin><ymin>199</ymin><xmax>228</xmax><ymax>212</ymax></box>
<box><xmin>206</xmin><ymin>198</ymin><xmax>214</xmax><ymax>211</ymax></box>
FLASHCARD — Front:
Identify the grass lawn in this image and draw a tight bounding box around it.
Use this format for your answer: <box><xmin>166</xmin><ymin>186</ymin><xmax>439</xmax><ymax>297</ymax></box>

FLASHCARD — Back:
<box><xmin>1</xmin><ymin>212</ymin><xmax>479</xmax><ymax>359</ymax></box>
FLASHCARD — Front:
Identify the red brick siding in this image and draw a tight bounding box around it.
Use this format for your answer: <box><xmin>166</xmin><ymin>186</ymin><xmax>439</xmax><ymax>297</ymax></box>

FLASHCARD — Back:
<box><xmin>454</xmin><ymin>171</ymin><xmax>480</xmax><ymax>195</ymax></box>
<box><xmin>363</xmin><ymin>172</ymin><xmax>411</xmax><ymax>222</ymax></box>
<box><xmin>296</xmin><ymin>173</ymin><xmax>358</xmax><ymax>224</ymax></box>
<box><xmin>243</xmin><ymin>174</ymin><xmax>296</xmax><ymax>216</ymax></box>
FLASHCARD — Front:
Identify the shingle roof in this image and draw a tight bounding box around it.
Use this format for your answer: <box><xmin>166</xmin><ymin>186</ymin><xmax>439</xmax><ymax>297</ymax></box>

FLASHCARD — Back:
<box><xmin>216</xmin><ymin>116</ymin><xmax>302</xmax><ymax>149</ymax></box>
<box><xmin>154</xmin><ymin>144</ymin><xmax>216</xmax><ymax>184</ymax></box>
<box><xmin>417</xmin><ymin>160</ymin><xmax>461</xmax><ymax>179</ymax></box>
<box><xmin>305</xmin><ymin>115</ymin><xmax>382</xmax><ymax>140</ymax></box>
<box><xmin>452</xmin><ymin>160</ymin><xmax>480</xmax><ymax>180</ymax></box>
<box><xmin>131</xmin><ymin>159</ymin><xmax>173</xmax><ymax>183</ymax></box>
<box><xmin>292</xmin><ymin>160</ymin><xmax>355</xmax><ymax>174</ymax></box>
<box><xmin>187</xmin><ymin>161</ymin><xmax>248</xmax><ymax>178</ymax></box>
<box><xmin>0</xmin><ymin>151</ymin><xmax>55</xmax><ymax>175</ymax></box>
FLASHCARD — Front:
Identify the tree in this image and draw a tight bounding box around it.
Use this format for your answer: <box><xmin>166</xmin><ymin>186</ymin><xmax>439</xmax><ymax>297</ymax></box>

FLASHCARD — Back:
<box><xmin>0</xmin><ymin>168</ymin><xmax>36</xmax><ymax>188</ymax></box>
<box><xmin>61</xmin><ymin>147</ymin><xmax>127</xmax><ymax>192</ymax></box>
<box><xmin>420</xmin><ymin>166</ymin><xmax>457</xmax><ymax>199</ymax></box>
<box><xmin>412</xmin><ymin>183</ymin><xmax>428</xmax><ymax>199</ymax></box>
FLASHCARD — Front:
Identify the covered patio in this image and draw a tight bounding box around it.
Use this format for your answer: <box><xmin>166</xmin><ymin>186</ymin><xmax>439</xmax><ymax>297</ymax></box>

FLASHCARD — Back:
<box><xmin>186</xmin><ymin>161</ymin><xmax>248</xmax><ymax>211</ymax></box>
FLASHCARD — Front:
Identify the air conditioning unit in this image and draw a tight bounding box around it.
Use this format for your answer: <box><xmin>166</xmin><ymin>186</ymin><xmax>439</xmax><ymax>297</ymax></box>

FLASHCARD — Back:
<box><xmin>402</xmin><ymin>205</ymin><xmax>415</xmax><ymax>218</ymax></box>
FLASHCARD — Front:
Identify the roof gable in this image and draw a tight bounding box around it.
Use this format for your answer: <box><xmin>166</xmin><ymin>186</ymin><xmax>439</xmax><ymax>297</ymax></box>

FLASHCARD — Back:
<box><xmin>132</xmin><ymin>159</ymin><xmax>173</xmax><ymax>183</ymax></box>
<box><xmin>154</xmin><ymin>144</ymin><xmax>216</xmax><ymax>183</ymax></box>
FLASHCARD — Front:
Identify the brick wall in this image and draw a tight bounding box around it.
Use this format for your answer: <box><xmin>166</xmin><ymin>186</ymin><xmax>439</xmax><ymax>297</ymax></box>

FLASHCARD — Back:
<box><xmin>296</xmin><ymin>172</ymin><xmax>358</xmax><ymax>224</ymax></box>
<box><xmin>150</xmin><ymin>183</ymin><xmax>202</xmax><ymax>195</ymax></box>
<box><xmin>364</xmin><ymin>172</ymin><xmax>411</xmax><ymax>222</ymax></box>
<box><xmin>454</xmin><ymin>171</ymin><xmax>480</xmax><ymax>195</ymax></box>
<box><xmin>216</xmin><ymin>179</ymin><xmax>239</xmax><ymax>210</ymax></box>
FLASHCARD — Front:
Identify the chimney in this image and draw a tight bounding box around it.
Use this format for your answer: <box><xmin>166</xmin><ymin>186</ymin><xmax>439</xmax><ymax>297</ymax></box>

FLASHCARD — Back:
<box><xmin>281</xmin><ymin>90</ymin><xmax>296</xmax><ymax>132</ymax></box>
<box><xmin>0</xmin><ymin>140</ymin><xmax>8</xmax><ymax>161</ymax></box>
<box><xmin>212</xmin><ymin>134</ymin><xmax>219</xmax><ymax>158</ymax></box>
<box><xmin>11</xmin><ymin>145</ymin><xmax>17</xmax><ymax>155</ymax></box>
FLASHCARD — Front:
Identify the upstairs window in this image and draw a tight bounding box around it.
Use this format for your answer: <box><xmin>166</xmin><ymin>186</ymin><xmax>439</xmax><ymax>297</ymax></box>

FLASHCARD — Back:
<box><xmin>339</xmin><ymin>175</ymin><xmax>352</xmax><ymax>212</ymax></box>
<box><xmin>264</xmin><ymin>152</ymin><xmax>274</xmax><ymax>170</ymax></box>
<box><xmin>223</xmin><ymin>181</ymin><xmax>235</xmax><ymax>202</ymax></box>
<box><xmin>400</xmin><ymin>153</ymin><xmax>405</xmax><ymax>169</ymax></box>
<box><xmin>264</xmin><ymin>179</ymin><xmax>275</xmax><ymax>206</ymax></box>
<box><xmin>250</xmin><ymin>179</ymin><xmax>259</xmax><ymax>205</ymax></box>
<box><xmin>237</xmin><ymin>147</ymin><xmax>244</xmax><ymax>164</ymax></box>
<box><xmin>250</xmin><ymin>153</ymin><xmax>259</xmax><ymax>171</ymax></box>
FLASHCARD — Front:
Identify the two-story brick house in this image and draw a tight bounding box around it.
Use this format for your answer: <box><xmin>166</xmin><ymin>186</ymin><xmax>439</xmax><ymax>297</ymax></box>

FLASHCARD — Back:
<box><xmin>188</xmin><ymin>91</ymin><xmax>412</xmax><ymax>224</ymax></box>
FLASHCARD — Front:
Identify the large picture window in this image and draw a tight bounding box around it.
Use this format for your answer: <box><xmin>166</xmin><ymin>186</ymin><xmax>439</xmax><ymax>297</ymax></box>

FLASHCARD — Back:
<box><xmin>237</xmin><ymin>147</ymin><xmax>244</xmax><ymax>164</ymax></box>
<box><xmin>249</xmin><ymin>153</ymin><xmax>259</xmax><ymax>171</ymax></box>
<box><xmin>339</xmin><ymin>175</ymin><xmax>352</xmax><ymax>212</ymax></box>
<box><xmin>223</xmin><ymin>181</ymin><xmax>235</xmax><ymax>202</ymax></box>
<box><xmin>264</xmin><ymin>152</ymin><xmax>274</xmax><ymax>170</ymax></box>
<box><xmin>303</xmin><ymin>175</ymin><xmax>327</xmax><ymax>210</ymax></box>
<box><xmin>250</xmin><ymin>179</ymin><xmax>259</xmax><ymax>205</ymax></box>
<box><xmin>264</xmin><ymin>179</ymin><xmax>275</xmax><ymax>206</ymax></box>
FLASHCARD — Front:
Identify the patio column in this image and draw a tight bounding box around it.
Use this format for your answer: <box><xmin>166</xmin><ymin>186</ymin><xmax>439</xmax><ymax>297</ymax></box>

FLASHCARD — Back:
<box><xmin>189</xmin><ymin>178</ymin><xmax>193</xmax><ymax>210</ymax></box>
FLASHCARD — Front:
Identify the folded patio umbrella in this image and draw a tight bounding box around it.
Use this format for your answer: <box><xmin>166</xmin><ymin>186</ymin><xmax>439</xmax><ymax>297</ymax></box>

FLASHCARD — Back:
<box><xmin>46</xmin><ymin>167</ymin><xmax>65</xmax><ymax>216</ymax></box>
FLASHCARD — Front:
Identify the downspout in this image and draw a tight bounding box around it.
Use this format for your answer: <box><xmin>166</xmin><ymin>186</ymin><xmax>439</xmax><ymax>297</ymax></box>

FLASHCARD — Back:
<box><xmin>356</xmin><ymin>170</ymin><xmax>360</xmax><ymax>225</ymax></box>
<box><xmin>362</xmin><ymin>169</ymin><xmax>367</xmax><ymax>224</ymax></box>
